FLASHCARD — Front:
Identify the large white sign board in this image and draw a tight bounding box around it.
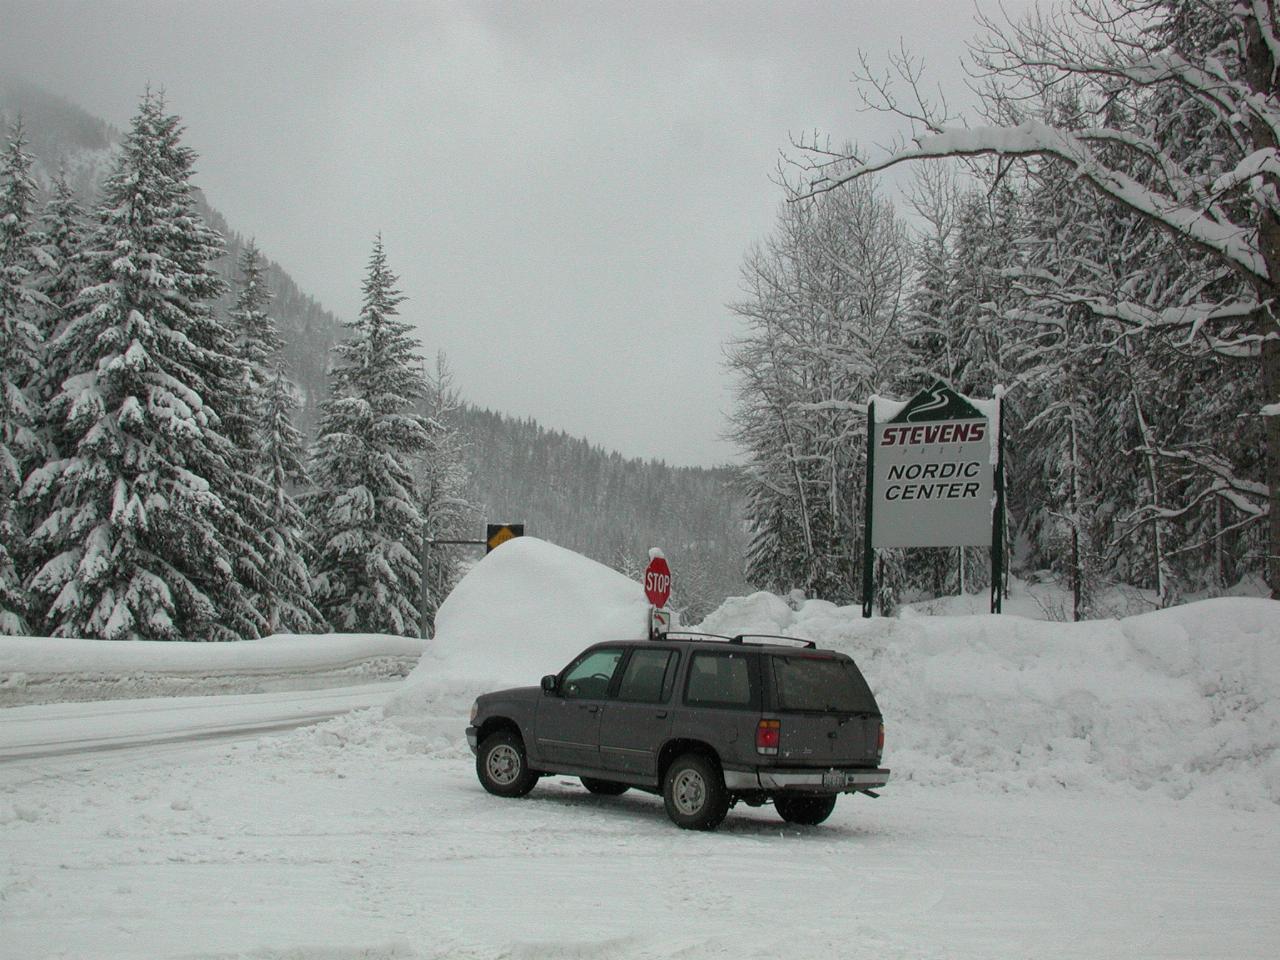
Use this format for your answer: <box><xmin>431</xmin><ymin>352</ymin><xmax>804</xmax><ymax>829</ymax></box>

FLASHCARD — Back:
<box><xmin>870</xmin><ymin>384</ymin><xmax>995</xmax><ymax>548</ymax></box>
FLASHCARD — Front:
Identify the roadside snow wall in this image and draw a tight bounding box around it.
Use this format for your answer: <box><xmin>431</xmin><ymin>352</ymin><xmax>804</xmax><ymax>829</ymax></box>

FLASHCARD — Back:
<box><xmin>0</xmin><ymin>634</ymin><xmax>425</xmax><ymax>706</ymax></box>
<box><xmin>387</xmin><ymin>538</ymin><xmax>1280</xmax><ymax>809</ymax></box>
<box><xmin>701</xmin><ymin>594</ymin><xmax>1280</xmax><ymax>808</ymax></box>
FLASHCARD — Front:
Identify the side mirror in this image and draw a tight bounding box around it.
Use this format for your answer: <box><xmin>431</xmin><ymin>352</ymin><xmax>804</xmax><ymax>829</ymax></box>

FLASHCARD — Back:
<box><xmin>541</xmin><ymin>674</ymin><xmax>559</xmax><ymax>696</ymax></box>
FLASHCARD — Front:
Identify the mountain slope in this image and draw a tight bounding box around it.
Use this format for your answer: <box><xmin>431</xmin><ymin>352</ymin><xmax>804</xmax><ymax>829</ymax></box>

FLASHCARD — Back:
<box><xmin>454</xmin><ymin>405</ymin><xmax>749</xmax><ymax>620</ymax></box>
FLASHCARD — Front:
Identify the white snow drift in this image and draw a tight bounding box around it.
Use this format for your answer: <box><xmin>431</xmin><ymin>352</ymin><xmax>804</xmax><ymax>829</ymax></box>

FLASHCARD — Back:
<box><xmin>386</xmin><ymin>537</ymin><xmax>1280</xmax><ymax>809</ymax></box>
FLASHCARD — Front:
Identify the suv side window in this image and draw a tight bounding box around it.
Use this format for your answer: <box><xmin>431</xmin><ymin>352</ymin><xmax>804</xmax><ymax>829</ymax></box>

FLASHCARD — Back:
<box><xmin>561</xmin><ymin>648</ymin><xmax>625</xmax><ymax>700</ymax></box>
<box><xmin>616</xmin><ymin>648</ymin><xmax>677</xmax><ymax>703</ymax></box>
<box><xmin>684</xmin><ymin>650</ymin><xmax>758</xmax><ymax>709</ymax></box>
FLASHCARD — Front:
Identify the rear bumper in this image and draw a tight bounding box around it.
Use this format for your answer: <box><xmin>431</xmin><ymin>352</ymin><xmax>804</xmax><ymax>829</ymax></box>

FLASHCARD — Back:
<box><xmin>723</xmin><ymin>767</ymin><xmax>891</xmax><ymax>794</ymax></box>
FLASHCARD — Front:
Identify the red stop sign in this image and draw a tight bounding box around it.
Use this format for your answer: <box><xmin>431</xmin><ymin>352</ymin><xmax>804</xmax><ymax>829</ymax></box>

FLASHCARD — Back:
<box><xmin>643</xmin><ymin>556</ymin><xmax>672</xmax><ymax>607</ymax></box>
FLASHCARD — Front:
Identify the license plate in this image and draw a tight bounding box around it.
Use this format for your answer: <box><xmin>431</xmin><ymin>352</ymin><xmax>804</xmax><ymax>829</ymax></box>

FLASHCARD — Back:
<box><xmin>822</xmin><ymin>771</ymin><xmax>846</xmax><ymax>788</ymax></box>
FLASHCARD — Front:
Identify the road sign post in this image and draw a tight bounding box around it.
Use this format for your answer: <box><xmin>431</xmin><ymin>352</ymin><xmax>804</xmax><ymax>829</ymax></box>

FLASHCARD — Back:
<box><xmin>644</xmin><ymin>550</ymin><xmax>672</xmax><ymax>639</ymax></box>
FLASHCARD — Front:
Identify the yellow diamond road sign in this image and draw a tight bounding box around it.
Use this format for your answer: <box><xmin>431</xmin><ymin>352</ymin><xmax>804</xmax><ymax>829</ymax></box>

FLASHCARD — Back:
<box><xmin>486</xmin><ymin>523</ymin><xmax>524</xmax><ymax>553</ymax></box>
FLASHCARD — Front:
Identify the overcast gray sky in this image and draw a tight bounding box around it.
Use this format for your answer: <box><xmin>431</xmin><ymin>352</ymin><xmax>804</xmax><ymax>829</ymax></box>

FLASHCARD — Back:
<box><xmin>2</xmin><ymin>0</ymin><xmax>1030</xmax><ymax>466</ymax></box>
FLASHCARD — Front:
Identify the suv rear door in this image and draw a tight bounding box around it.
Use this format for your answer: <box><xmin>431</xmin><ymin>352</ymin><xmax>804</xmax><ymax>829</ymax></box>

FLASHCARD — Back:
<box><xmin>597</xmin><ymin>645</ymin><xmax>679</xmax><ymax>778</ymax></box>
<box><xmin>674</xmin><ymin>648</ymin><xmax>763</xmax><ymax>770</ymax></box>
<box><xmin>767</xmin><ymin>653</ymin><xmax>881</xmax><ymax>766</ymax></box>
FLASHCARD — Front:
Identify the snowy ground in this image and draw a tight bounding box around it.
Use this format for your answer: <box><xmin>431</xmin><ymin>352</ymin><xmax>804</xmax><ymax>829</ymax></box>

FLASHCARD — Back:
<box><xmin>4</xmin><ymin>709</ymin><xmax>1277</xmax><ymax>960</ymax></box>
<box><xmin>3</xmin><ymin>539</ymin><xmax>1278</xmax><ymax>958</ymax></box>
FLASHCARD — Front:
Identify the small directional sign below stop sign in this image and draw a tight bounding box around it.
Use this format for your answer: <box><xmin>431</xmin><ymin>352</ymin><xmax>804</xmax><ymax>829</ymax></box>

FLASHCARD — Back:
<box><xmin>644</xmin><ymin>555</ymin><xmax>672</xmax><ymax>607</ymax></box>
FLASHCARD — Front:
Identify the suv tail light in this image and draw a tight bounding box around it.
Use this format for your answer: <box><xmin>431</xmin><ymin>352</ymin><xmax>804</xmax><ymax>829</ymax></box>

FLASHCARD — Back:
<box><xmin>877</xmin><ymin>722</ymin><xmax>885</xmax><ymax>759</ymax></box>
<box><xmin>756</xmin><ymin>719</ymin><xmax>780</xmax><ymax>755</ymax></box>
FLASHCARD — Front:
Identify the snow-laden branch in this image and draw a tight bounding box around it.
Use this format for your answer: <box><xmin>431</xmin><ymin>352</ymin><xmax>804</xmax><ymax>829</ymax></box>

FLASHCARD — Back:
<box><xmin>805</xmin><ymin>122</ymin><xmax>1267</xmax><ymax>281</ymax></box>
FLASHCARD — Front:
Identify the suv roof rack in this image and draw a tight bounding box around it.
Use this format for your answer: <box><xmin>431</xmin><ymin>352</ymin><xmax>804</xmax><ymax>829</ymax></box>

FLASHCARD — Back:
<box><xmin>655</xmin><ymin>630</ymin><xmax>735</xmax><ymax>642</ymax></box>
<box><xmin>649</xmin><ymin>630</ymin><xmax>818</xmax><ymax>650</ymax></box>
<box><xmin>729</xmin><ymin>633</ymin><xmax>817</xmax><ymax>650</ymax></box>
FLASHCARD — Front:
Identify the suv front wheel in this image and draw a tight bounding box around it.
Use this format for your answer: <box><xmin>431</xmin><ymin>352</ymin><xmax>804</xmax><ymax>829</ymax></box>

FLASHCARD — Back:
<box><xmin>663</xmin><ymin>753</ymin><xmax>729</xmax><ymax>830</ymax></box>
<box><xmin>476</xmin><ymin>730</ymin><xmax>539</xmax><ymax>798</ymax></box>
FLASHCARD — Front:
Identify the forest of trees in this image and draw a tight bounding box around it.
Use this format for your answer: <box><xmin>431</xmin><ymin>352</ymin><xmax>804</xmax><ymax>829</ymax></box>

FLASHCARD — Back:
<box><xmin>730</xmin><ymin>0</ymin><xmax>1273</xmax><ymax>618</ymax></box>
<box><xmin>456</xmin><ymin>405</ymin><xmax>749</xmax><ymax>623</ymax></box>
<box><xmin>0</xmin><ymin>93</ymin><xmax>468</xmax><ymax>640</ymax></box>
<box><xmin>6</xmin><ymin>0</ymin><xmax>1272</xmax><ymax>638</ymax></box>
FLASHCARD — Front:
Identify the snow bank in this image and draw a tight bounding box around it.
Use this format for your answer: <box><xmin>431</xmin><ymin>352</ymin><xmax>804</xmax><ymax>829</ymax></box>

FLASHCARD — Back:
<box><xmin>384</xmin><ymin>537</ymin><xmax>650</xmax><ymax>726</ymax></box>
<box><xmin>702</xmin><ymin>594</ymin><xmax>1280</xmax><ymax>808</ymax></box>
<box><xmin>0</xmin><ymin>633</ymin><xmax>425</xmax><ymax>706</ymax></box>
<box><xmin>380</xmin><ymin>538</ymin><xmax>1280</xmax><ymax>808</ymax></box>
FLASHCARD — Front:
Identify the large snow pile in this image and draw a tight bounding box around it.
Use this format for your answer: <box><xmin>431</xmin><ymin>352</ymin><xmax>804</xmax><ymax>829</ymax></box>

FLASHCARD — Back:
<box><xmin>384</xmin><ymin>537</ymin><xmax>649</xmax><ymax>725</ymax></box>
<box><xmin>701</xmin><ymin>594</ymin><xmax>1280</xmax><ymax>808</ymax></box>
<box><xmin>0</xmin><ymin>633</ymin><xmax>425</xmax><ymax>706</ymax></box>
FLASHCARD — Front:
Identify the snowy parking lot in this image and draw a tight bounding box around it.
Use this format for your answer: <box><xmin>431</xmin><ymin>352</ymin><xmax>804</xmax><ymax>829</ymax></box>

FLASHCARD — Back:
<box><xmin>2</xmin><ymin>708</ymin><xmax>1277</xmax><ymax>960</ymax></box>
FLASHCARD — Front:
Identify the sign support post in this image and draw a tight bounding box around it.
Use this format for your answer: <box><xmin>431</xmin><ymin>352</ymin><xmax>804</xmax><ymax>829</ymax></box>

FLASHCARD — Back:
<box><xmin>989</xmin><ymin>394</ymin><xmax>1006</xmax><ymax>615</ymax></box>
<box><xmin>862</xmin><ymin>400</ymin><xmax>876</xmax><ymax>619</ymax></box>
<box><xmin>643</xmin><ymin>550</ymin><xmax>673</xmax><ymax>639</ymax></box>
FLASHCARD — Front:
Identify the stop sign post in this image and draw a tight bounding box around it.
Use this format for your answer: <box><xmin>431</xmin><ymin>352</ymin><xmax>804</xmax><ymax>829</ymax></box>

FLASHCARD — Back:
<box><xmin>644</xmin><ymin>555</ymin><xmax>671</xmax><ymax>607</ymax></box>
<box><xmin>644</xmin><ymin>552</ymin><xmax>672</xmax><ymax>639</ymax></box>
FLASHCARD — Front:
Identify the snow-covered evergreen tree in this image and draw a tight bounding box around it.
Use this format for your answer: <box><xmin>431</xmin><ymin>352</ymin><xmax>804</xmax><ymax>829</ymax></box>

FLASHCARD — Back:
<box><xmin>226</xmin><ymin>241</ymin><xmax>281</xmax><ymax>422</ymax></box>
<box><xmin>0</xmin><ymin>119</ymin><xmax>44</xmax><ymax>633</ymax></box>
<box><xmin>23</xmin><ymin>92</ymin><xmax>261</xmax><ymax>641</ymax></box>
<box><xmin>415</xmin><ymin>352</ymin><xmax>475</xmax><ymax>635</ymax></box>
<box><xmin>30</xmin><ymin>172</ymin><xmax>87</xmax><ymax>409</ymax></box>
<box><xmin>225</xmin><ymin>242</ymin><xmax>322</xmax><ymax>634</ymax></box>
<box><xmin>309</xmin><ymin>237</ymin><xmax>430</xmax><ymax>636</ymax></box>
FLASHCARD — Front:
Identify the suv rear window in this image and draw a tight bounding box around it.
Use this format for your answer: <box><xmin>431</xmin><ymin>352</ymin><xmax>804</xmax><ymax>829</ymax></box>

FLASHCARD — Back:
<box><xmin>685</xmin><ymin>651</ymin><xmax>758</xmax><ymax>709</ymax></box>
<box><xmin>771</xmin><ymin>655</ymin><xmax>876</xmax><ymax>713</ymax></box>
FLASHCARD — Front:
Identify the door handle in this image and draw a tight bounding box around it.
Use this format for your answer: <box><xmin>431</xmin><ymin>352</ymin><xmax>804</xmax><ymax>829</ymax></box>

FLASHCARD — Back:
<box><xmin>655</xmin><ymin>711</ymin><xmax>668</xmax><ymax>719</ymax></box>
<box><xmin>581</xmin><ymin>704</ymin><xmax>599</xmax><ymax>713</ymax></box>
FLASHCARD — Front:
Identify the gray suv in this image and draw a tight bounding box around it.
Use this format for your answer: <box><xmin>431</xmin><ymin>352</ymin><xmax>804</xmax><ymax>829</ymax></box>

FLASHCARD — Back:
<box><xmin>465</xmin><ymin>633</ymin><xmax>889</xmax><ymax>830</ymax></box>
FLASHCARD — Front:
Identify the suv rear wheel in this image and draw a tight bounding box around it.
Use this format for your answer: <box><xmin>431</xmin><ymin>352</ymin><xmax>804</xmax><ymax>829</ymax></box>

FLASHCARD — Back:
<box><xmin>580</xmin><ymin>777</ymin><xmax>629</xmax><ymax>796</ymax></box>
<box><xmin>775</xmin><ymin>794</ymin><xmax>837</xmax><ymax>825</ymax></box>
<box><xmin>663</xmin><ymin>753</ymin><xmax>729</xmax><ymax>830</ymax></box>
<box><xmin>476</xmin><ymin>730</ymin><xmax>539</xmax><ymax>798</ymax></box>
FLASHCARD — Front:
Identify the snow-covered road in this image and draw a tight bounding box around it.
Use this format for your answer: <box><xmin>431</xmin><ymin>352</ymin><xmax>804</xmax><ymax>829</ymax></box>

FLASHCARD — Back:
<box><xmin>2</xmin><ymin>708</ymin><xmax>1276</xmax><ymax>960</ymax></box>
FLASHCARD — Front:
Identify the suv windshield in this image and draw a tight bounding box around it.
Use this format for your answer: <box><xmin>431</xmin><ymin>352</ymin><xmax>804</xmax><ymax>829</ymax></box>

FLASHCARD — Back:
<box><xmin>771</xmin><ymin>655</ymin><xmax>876</xmax><ymax>713</ymax></box>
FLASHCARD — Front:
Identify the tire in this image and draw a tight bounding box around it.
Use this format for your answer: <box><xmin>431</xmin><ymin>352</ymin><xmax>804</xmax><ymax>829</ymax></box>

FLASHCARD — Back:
<box><xmin>775</xmin><ymin>794</ymin><xmax>837</xmax><ymax>825</ymax></box>
<box><xmin>476</xmin><ymin>730</ymin><xmax>539</xmax><ymax>798</ymax></box>
<box><xmin>580</xmin><ymin>777</ymin><xmax>630</xmax><ymax>796</ymax></box>
<box><xmin>662</xmin><ymin>753</ymin><xmax>729</xmax><ymax>831</ymax></box>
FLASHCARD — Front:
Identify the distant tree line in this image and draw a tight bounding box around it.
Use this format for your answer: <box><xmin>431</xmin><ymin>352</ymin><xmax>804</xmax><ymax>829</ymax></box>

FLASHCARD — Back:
<box><xmin>730</xmin><ymin>0</ymin><xmax>1269</xmax><ymax>618</ymax></box>
<box><xmin>457</xmin><ymin>406</ymin><xmax>750</xmax><ymax>624</ymax></box>
<box><xmin>0</xmin><ymin>92</ymin><xmax>469</xmax><ymax>640</ymax></box>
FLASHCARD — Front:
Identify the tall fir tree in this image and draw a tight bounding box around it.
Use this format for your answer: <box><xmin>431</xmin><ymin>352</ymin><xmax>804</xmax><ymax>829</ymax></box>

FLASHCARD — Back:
<box><xmin>226</xmin><ymin>243</ymin><xmax>321</xmax><ymax>634</ymax></box>
<box><xmin>415</xmin><ymin>352</ymin><xmax>475</xmax><ymax>635</ymax></box>
<box><xmin>23</xmin><ymin>92</ymin><xmax>263</xmax><ymax>641</ymax></box>
<box><xmin>0</xmin><ymin>119</ymin><xmax>44</xmax><ymax>634</ymax></box>
<box><xmin>309</xmin><ymin>237</ymin><xmax>430</xmax><ymax>636</ymax></box>
<box><xmin>31</xmin><ymin>172</ymin><xmax>87</xmax><ymax>410</ymax></box>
